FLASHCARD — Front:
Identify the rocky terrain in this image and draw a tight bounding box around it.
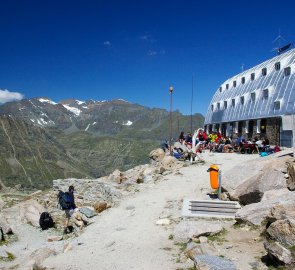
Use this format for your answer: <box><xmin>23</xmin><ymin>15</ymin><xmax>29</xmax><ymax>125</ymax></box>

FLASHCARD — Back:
<box><xmin>0</xmin><ymin>97</ymin><xmax>204</xmax><ymax>189</ymax></box>
<box><xmin>0</xmin><ymin>149</ymin><xmax>294</xmax><ymax>269</ymax></box>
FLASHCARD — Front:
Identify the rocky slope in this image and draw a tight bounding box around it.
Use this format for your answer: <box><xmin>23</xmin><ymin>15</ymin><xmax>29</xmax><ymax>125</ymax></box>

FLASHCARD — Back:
<box><xmin>0</xmin><ymin>116</ymin><xmax>92</xmax><ymax>189</ymax></box>
<box><xmin>0</xmin><ymin>98</ymin><xmax>204</xmax><ymax>189</ymax></box>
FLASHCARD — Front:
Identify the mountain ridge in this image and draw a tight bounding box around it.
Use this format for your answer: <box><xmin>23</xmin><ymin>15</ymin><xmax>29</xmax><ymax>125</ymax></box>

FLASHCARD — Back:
<box><xmin>0</xmin><ymin>97</ymin><xmax>204</xmax><ymax>189</ymax></box>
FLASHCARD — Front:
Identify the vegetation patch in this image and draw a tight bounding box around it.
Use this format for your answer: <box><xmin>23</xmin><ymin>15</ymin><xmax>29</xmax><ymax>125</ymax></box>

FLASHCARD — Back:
<box><xmin>207</xmin><ymin>228</ymin><xmax>228</xmax><ymax>244</ymax></box>
<box><xmin>0</xmin><ymin>251</ymin><xmax>15</xmax><ymax>262</ymax></box>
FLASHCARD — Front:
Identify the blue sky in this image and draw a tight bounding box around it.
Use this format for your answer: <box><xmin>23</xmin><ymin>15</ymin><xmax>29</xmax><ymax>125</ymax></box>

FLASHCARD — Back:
<box><xmin>0</xmin><ymin>0</ymin><xmax>294</xmax><ymax>115</ymax></box>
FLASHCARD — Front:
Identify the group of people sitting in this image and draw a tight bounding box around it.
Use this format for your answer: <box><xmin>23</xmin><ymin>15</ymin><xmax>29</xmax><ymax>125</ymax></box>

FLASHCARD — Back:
<box><xmin>162</xmin><ymin>129</ymin><xmax>280</xmax><ymax>158</ymax></box>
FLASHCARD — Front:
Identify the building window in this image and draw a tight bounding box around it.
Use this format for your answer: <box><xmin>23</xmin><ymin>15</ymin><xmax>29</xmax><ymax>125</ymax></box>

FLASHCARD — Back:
<box><xmin>263</xmin><ymin>89</ymin><xmax>269</xmax><ymax>99</ymax></box>
<box><xmin>251</xmin><ymin>73</ymin><xmax>255</xmax><ymax>80</ymax></box>
<box><xmin>219</xmin><ymin>87</ymin><xmax>222</xmax><ymax>93</ymax></box>
<box><xmin>275</xmin><ymin>62</ymin><xmax>281</xmax><ymax>71</ymax></box>
<box><xmin>232</xmin><ymin>98</ymin><xmax>235</xmax><ymax>107</ymax></box>
<box><xmin>251</xmin><ymin>92</ymin><xmax>256</xmax><ymax>102</ymax></box>
<box><xmin>217</xmin><ymin>102</ymin><xmax>220</xmax><ymax>110</ymax></box>
<box><xmin>211</xmin><ymin>104</ymin><xmax>214</xmax><ymax>111</ymax></box>
<box><xmin>226</xmin><ymin>84</ymin><xmax>229</xmax><ymax>90</ymax></box>
<box><xmin>241</xmin><ymin>77</ymin><xmax>245</xmax><ymax>84</ymax></box>
<box><xmin>262</xmin><ymin>68</ymin><xmax>267</xmax><ymax>76</ymax></box>
<box><xmin>284</xmin><ymin>67</ymin><xmax>291</xmax><ymax>76</ymax></box>
<box><xmin>274</xmin><ymin>101</ymin><xmax>280</xmax><ymax>110</ymax></box>
<box><xmin>224</xmin><ymin>101</ymin><xmax>227</xmax><ymax>109</ymax></box>
<box><xmin>233</xmin><ymin>81</ymin><xmax>236</xmax><ymax>87</ymax></box>
<box><xmin>240</xmin><ymin>96</ymin><xmax>244</xmax><ymax>105</ymax></box>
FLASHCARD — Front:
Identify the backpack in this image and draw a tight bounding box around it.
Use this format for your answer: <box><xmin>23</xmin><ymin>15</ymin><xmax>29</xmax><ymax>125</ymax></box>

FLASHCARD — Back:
<box><xmin>39</xmin><ymin>212</ymin><xmax>54</xmax><ymax>230</ymax></box>
<box><xmin>57</xmin><ymin>191</ymin><xmax>71</xmax><ymax>210</ymax></box>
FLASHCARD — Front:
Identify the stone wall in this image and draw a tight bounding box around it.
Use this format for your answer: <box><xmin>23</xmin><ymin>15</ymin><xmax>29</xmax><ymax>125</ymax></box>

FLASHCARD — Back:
<box><xmin>266</xmin><ymin>118</ymin><xmax>280</xmax><ymax>145</ymax></box>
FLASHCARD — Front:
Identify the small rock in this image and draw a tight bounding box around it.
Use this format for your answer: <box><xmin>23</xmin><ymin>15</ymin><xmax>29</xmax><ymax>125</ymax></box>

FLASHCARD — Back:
<box><xmin>93</xmin><ymin>202</ymin><xmax>108</xmax><ymax>213</ymax></box>
<box><xmin>63</xmin><ymin>243</ymin><xmax>73</xmax><ymax>253</ymax></box>
<box><xmin>284</xmin><ymin>174</ymin><xmax>289</xmax><ymax>179</ymax></box>
<box><xmin>126</xmin><ymin>205</ymin><xmax>135</xmax><ymax>210</ymax></box>
<box><xmin>199</xmin><ymin>236</ymin><xmax>208</xmax><ymax>243</ymax></box>
<box><xmin>105</xmin><ymin>241</ymin><xmax>115</xmax><ymax>248</ymax></box>
<box><xmin>156</xmin><ymin>218</ymin><xmax>171</xmax><ymax>225</ymax></box>
<box><xmin>47</xmin><ymin>235</ymin><xmax>63</xmax><ymax>242</ymax></box>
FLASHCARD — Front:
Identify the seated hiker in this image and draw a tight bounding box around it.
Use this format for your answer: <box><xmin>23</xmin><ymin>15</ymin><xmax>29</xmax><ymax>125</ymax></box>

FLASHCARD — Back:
<box><xmin>262</xmin><ymin>137</ymin><xmax>270</xmax><ymax>152</ymax></box>
<box><xmin>64</xmin><ymin>185</ymin><xmax>77</xmax><ymax>234</ymax></box>
<box><xmin>178</xmin><ymin>131</ymin><xmax>185</xmax><ymax>143</ymax></box>
<box><xmin>161</xmin><ymin>139</ymin><xmax>169</xmax><ymax>152</ymax></box>
<box><xmin>185</xmin><ymin>132</ymin><xmax>193</xmax><ymax>147</ymax></box>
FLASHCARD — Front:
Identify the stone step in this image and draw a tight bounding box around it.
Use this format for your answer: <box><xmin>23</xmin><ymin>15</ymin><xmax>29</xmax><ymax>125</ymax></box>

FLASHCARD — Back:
<box><xmin>182</xmin><ymin>198</ymin><xmax>241</xmax><ymax>219</ymax></box>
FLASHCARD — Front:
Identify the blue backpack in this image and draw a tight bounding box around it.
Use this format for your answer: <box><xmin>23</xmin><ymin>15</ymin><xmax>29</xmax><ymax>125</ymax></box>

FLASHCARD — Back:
<box><xmin>57</xmin><ymin>191</ymin><xmax>71</xmax><ymax>210</ymax></box>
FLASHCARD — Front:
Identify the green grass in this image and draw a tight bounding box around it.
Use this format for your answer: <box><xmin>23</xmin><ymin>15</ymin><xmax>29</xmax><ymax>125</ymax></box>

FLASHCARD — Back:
<box><xmin>168</xmin><ymin>234</ymin><xmax>174</xmax><ymax>240</ymax></box>
<box><xmin>207</xmin><ymin>228</ymin><xmax>228</xmax><ymax>244</ymax></box>
<box><xmin>0</xmin><ymin>251</ymin><xmax>15</xmax><ymax>262</ymax></box>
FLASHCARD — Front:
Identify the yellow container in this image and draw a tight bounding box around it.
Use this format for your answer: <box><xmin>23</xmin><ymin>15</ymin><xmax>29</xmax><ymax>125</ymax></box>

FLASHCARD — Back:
<box><xmin>208</xmin><ymin>165</ymin><xmax>219</xmax><ymax>189</ymax></box>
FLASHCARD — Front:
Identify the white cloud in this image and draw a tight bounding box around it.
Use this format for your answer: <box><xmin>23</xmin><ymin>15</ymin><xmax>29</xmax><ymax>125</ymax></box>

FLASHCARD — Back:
<box><xmin>147</xmin><ymin>50</ymin><xmax>157</xmax><ymax>56</ymax></box>
<box><xmin>103</xmin><ymin>41</ymin><xmax>111</xmax><ymax>46</ymax></box>
<box><xmin>140</xmin><ymin>34</ymin><xmax>156</xmax><ymax>43</ymax></box>
<box><xmin>0</xmin><ymin>89</ymin><xmax>24</xmax><ymax>103</ymax></box>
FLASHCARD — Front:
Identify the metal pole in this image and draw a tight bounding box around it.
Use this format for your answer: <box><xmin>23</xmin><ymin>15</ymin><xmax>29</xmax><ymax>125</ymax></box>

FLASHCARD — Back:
<box><xmin>191</xmin><ymin>75</ymin><xmax>194</xmax><ymax>133</ymax></box>
<box><xmin>169</xmin><ymin>86</ymin><xmax>174</xmax><ymax>155</ymax></box>
<box><xmin>292</xmin><ymin>115</ymin><xmax>295</xmax><ymax>159</ymax></box>
<box><xmin>218</xmin><ymin>170</ymin><xmax>222</xmax><ymax>200</ymax></box>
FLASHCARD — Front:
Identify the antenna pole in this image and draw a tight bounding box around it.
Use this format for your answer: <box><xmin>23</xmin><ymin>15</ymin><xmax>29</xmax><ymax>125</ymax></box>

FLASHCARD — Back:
<box><xmin>190</xmin><ymin>74</ymin><xmax>194</xmax><ymax>133</ymax></box>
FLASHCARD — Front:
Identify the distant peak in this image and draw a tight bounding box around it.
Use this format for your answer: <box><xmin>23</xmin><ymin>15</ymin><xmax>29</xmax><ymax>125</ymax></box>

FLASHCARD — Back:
<box><xmin>37</xmin><ymin>98</ymin><xmax>57</xmax><ymax>105</ymax></box>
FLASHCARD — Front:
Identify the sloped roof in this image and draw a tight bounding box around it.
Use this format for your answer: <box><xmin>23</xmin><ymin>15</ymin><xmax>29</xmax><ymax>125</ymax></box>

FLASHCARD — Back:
<box><xmin>205</xmin><ymin>48</ymin><xmax>295</xmax><ymax>124</ymax></box>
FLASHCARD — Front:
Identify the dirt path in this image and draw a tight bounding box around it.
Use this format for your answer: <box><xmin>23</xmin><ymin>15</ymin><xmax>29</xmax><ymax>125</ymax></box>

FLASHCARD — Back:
<box><xmin>43</xmin><ymin>152</ymin><xmax>258</xmax><ymax>270</ymax></box>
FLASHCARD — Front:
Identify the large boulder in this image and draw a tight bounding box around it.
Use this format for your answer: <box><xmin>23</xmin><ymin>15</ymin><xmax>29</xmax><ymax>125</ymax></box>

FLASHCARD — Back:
<box><xmin>264</xmin><ymin>241</ymin><xmax>293</xmax><ymax>265</ymax></box>
<box><xmin>236</xmin><ymin>192</ymin><xmax>295</xmax><ymax>225</ymax></box>
<box><xmin>222</xmin><ymin>153</ymin><xmax>291</xmax><ymax>204</ymax></box>
<box><xmin>267</xmin><ymin>202</ymin><xmax>295</xmax><ymax>223</ymax></box>
<box><xmin>149</xmin><ymin>148</ymin><xmax>165</xmax><ymax>162</ymax></box>
<box><xmin>19</xmin><ymin>199</ymin><xmax>45</xmax><ymax>227</ymax></box>
<box><xmin>267</xmin><ymin>219</ymin><xmax>295</xmax><ymax>247</ymax></box>
<box><xmin>108</xmin><ymin>169</ymin><xmax>124</xmax><ymax>183</ymax></box>
<box><xmin>261</xmin><ymin>189</ymin><xmax>292</xmax><ymax>202</ymax></box>
<box><xmin>161</xmin><ymin>155</ymin><xmax>177</xmax><ymax>167</ymax></box>
<box><xmin>173</xmin><ymin>221</ymin><xmax>223</xmax><ymax>243</ymax></box>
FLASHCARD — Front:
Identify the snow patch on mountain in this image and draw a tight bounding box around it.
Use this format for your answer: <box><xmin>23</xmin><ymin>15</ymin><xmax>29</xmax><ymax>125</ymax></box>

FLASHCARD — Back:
<box><xmin>123</xmin><ymin>120</ymin><xmax>133</xmax><ymax>126</ymax></box>
<box><xmin>76</xmin><ymin>100</ymin><xmax>85</xmax><ymax>105</ymax></box>
<box><xmin>118</xmin><ymin>99</ymin><xmax>129</xmax><ymax>103</ymax></box>
<box><xmin>38</xmin><ymin>98</ymin><xmax>57</xmax><ymax>105</ymax></box>
<box><xmin>92</xmin><ymin>122</ymin><xmax>97</xmax><ymax>125</ymax></box>
<box><xmin>62</xmin><ymin>104</ymin><xmax>81</xmax><ymax>116</ymax></box>
<box><xmin>85</xmin><ymin>124</ymin><xmax>90</xmax><ymax>131</ymax></box>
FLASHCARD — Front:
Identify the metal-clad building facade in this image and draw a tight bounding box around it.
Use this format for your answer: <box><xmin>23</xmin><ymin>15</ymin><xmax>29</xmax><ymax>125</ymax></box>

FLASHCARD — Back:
<box><xmin>204</xmin><ymin>49</ymin><xmax>295</xmax><ymax>146</ymax></box>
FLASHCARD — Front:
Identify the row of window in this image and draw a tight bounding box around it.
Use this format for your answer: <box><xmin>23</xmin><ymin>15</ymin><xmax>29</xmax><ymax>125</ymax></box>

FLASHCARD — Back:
<box><xmin>219</xmin><ymin>64</ymin><xmax>292</xmax><ymax>92</ymax></box>
<box><xmin>212</xmin><ymin>89</ymin><xmax>280</xmax><ymax>111</ymax></box>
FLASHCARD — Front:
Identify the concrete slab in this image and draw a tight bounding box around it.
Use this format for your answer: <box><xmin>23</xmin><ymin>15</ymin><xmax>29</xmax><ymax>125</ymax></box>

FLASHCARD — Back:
<box><xmin>181</xmin><ymin>198</ymin><xmax>241</xmax><ymax>219</ymax></box>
